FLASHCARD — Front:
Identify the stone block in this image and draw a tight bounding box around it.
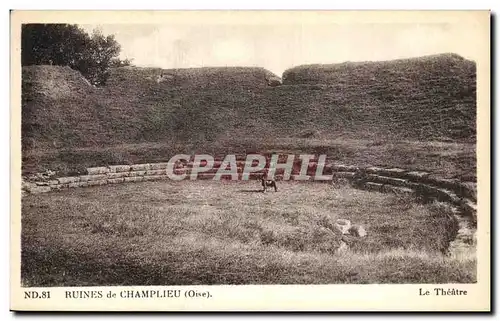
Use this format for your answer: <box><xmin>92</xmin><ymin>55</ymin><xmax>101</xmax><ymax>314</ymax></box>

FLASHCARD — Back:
<box><xmin>367</xmin><ymin>175</ymin><xmax>409</xmax><ymax>187</ymax></box>
<box><xmin>108</xmin><ymin>178</ymin><xmax>125</xmax><ymax>184</ymax></box>
<box><xmin>80</xmin><ymin>174</ymin><xmax>107</xmax><ymax>182</ymax></box>
<box><xmin>129</xmin><ymin>171</ymin><xmax>146</xmax><ymax>177</ymax></box>
<box><xmin>124</xmin><ymin>177</ymin><xmax>144</xmax><ymax>183</ymax></box>
<box><xmin>29</xmin><ymin>186</ymin><xmax>51</xmax><ymax>193</ymax></box>
<box><xmin>130</xmin><ymin>164</ymin><xmax>151</xmax><ymax>171</ymax></box>
<box><xmin>333</xmin><ymin>172</ymin><xmax>355</xmax><ymax>179</ymax></box>
<box><xmin>364</xmin><ymin>182</ymin><xmax>383</xmax><ymax>191</ymax></box>
<box><xmin>87</xmin><ymin>167</ymin><xmax>109</xmax><ymax>175</ymax></box>
<box><xmin>49</xmin><ymin>184</ymin><xmax>65</xmax><ymax>191</ymax></box>
<box><xmin>108</xmin><ymin>172</ymin><xmax>130</xmax><ymax>179</ymax></box>
<box><xmin>86</xmin><ymin>180</ymin><xmax>107</xmax><ymax>186</ymax></box>
<box><xmin>149</xmin><ymin>162</ymin><xmax>169</xmax><ymax>170</ymax></box>
<box><xmin>108</xmin><ymin>165</ymin><xmax>131</xmax><ymax>173</ymax></box>
<box><xmin>146</xmin><ymin>169</ymin><xmax>166</xmax><ymax>176</ymax></box>
<box><xmin>404</xmin><ymin>171</ymin><xmax>430</xmax><ymax>181</ymax></box>
<box><xmin>57</xmin><ymin>176</ymin><xmax>80</xmax><ymax>184</ymax></box>
<box><xmin>382</xmin><ymin>185</ymin><xmax>415</xmax><ymax>195</ymax></box>
<box><xmin>331</xmin><ymin>164</ymin><xmax>359</xmax><ymax>172</ymax></box>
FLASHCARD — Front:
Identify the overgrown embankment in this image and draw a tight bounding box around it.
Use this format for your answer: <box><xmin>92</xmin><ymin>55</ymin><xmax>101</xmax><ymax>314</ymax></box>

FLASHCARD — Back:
<box><xmin>21</xmin><ymin>53</ymin><xmax>477</xmax><ymax>177</ymax></box>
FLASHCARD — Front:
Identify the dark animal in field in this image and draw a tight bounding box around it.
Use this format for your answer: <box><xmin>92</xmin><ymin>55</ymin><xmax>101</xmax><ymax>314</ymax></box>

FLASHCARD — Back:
<box><xmin>261</xmin><ymin>177</ymin><xmax>278</xmax><ymax>192</ymax></box>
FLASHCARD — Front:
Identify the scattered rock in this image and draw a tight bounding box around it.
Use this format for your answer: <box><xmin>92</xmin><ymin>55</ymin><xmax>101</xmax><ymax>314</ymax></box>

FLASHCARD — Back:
<box><xmin>267</xmin><ymin>76</ymin><xmax>282</xmax><ymax>87</ymax></box>
<box><xmin>336</xmin><ymin>241</ymin><xmax>348</xmax><ymax>253</ymax></box>
<box><xmin>348</xmin><ymin>225</ymin><xmax>367</xmax><ymax>237</ymax></box>
<box><xmin>335</xmin><ymin>219</ymin><xmax>352</xmax><ymax>234</ymax></box>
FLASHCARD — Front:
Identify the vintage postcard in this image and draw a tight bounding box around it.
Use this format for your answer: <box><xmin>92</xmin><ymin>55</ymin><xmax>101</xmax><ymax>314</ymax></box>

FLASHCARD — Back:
<box><xmin>10</xmin><ymin>10</ymin><xmax>490</xmax><ymax>311</ymax></box>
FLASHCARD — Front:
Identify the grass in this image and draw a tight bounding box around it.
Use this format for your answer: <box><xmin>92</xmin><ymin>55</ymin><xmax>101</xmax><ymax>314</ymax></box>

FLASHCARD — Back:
<box><xmin>22</xmin><ymin>54</ymin><xmax>476</xmax><ymax>167</ymax></box>
<box><xmin>21</xmin><ymin>180</ymin><xmax>475</xmax><ymax>286</ymax></box>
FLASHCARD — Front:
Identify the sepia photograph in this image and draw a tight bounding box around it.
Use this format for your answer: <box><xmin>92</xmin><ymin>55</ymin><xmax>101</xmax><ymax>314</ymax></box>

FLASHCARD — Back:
<box><xmin>10</xmin><ymin>10</ymin><xmax>490</xmax><ymax>311</ymax></box>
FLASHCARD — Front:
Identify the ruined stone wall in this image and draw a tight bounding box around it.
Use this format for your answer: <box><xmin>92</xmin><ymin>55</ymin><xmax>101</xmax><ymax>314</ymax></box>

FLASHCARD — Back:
<box><xmin>22</xmin><ymin>161</ymin><xmax>476</xmax><ymax>216</ymax></box>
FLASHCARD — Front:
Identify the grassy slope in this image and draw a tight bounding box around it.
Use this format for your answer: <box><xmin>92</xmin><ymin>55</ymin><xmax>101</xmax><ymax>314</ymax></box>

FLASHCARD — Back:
<box><xmin>282</xmin><ymin>53</ymin><xmax>476</xmax><ymax>141</ymax></box>
<box><xmin>21</xmin><ymin>181</ymin><xmax>473</xmax><ymax>286</ymax></box>
<box><xmin>21</xmin><ymin>54</ymin><xmax>476</xmax><ymax>178</ymax></box>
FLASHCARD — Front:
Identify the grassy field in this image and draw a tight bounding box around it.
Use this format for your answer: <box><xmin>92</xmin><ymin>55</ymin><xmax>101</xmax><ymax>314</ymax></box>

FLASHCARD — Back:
<box><xmin>21</xmin><ymin>180</ymin><xmax>475</xmax><ymax>286</ymax></box>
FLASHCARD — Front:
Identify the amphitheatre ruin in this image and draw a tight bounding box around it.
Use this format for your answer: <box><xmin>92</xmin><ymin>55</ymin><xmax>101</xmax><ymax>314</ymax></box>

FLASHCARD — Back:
<box><xmin>21</xmin><ymin>53</ymin><xmax>478</xmax><ymax>285</ymax></box>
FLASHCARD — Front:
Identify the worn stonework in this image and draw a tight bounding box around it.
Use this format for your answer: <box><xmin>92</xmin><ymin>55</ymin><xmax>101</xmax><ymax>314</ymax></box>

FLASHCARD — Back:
<box><xmin>21</xmin><ymin>162</ymin><xmax>478</xmax><ymax>227</ymax></box>
<box><xmin>367</xmin><ymin>175</ymin><xmax>409</xmax><ymax>187</ymax></box>
<box><xmin>364</xmin><ymin>182</ymin><xmax>383</xmax><ymax>191</ymax></box>
<box><xmin>146</xmin><ymin>169</ymin><xmax>166</xmax><ymax>176</ymax></box>
<box><xmin>124</xmin><ymin>176</ymin><xmax>144</xmax><ymax>183</ymax></box>
<box><xmin>29</xmin><ymin>186</ymin><xmax>51</xmax><ymax>193</ymax></box>
<box><xmin>49</xmin><ymin>184</ymin><xmax>65</xmax><ymax>191</ymax></box>
<box><xmin>87</xmin><ymin>180</ymin><xmax>107</xmax><ymax>186</ymax></box>
<box><xmin>108</xmin><ymin>165</ymin><xmax>131</xmax><ymax>173</ymax></box>
<box><xmin>79</xmin><ymin>174</ymin><xmax>107</xmax><ymax>182</ymax></box>
<box><xmin>366</xmin><ymin>167</ymin><xmax>406</xmax><ymax>178</ymax></box>
<box><xmin>87</xmin><ymin>167</ymin><xmax>109</xmax><ymax>175</ymax></box>
<box><xmin>333</xmin><ymin>172</ymin><xmax>355</xmax><ymax>179</ymax></box>
<box><xmin>382</xmin><ymin>168</ymin><xmax>407</xmax><ymax>177</ymax></box>
<box><xmin>130</xmin><ymin>164</ymin><xmax>151</xmax><ymax>171</ymax></box>
<box><xmin>365</xmin><ymin>167</ymin><xmax>385</xmax><ymax>174</ymax></box>
<box><xmin>57</xmin><ymin>176</ymin><xmax>80</xmax><ymax>184</ymax></box>
<box><xmin>382</xmin><ymin>185</ymin><xmax>415</xmax><ymax>195</ymax></box>
<box><xmin>330</xmin><ymin>164</ymin><xmax>359</xmax><ymax>172</ymax></box>
<box><xmin>129</xmin><ymin>171</ymin><xmax>147</xmax><ymax>177</ymax></box>
<box><xmin>108</xmin><ymin>172</ymin><xmax>130</xmax><ymax>179</ymax></box>
<box><xmin>404</xmin><ymin>171</ymin><xmax>430</xmax><ymax>180</ymax></box>
<box><xmin>108</xmin><ymin>178</ymin><xmax>125</xmax><ymax>184</ymax></box>
<box><xmin>149</xmin><ymin>163</ymin><xmax>169</xmax><ymax>170</ymax></box>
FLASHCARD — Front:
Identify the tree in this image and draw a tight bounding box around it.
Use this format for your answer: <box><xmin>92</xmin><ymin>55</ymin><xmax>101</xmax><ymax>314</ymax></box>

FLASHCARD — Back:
<box><xmin>21</xmin><ymin>24</ymin><xmax>130</xmax><ymax>86</ymax></box>
<box><xmin>110</xmin><ymin>57</ymin><xmax>134</xmax><ymax>68</ymax></box>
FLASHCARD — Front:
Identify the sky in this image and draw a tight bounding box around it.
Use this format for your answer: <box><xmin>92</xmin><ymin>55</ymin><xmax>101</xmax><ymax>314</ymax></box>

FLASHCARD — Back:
<box><xmin>81</xmin><ymin>21</ymin><xmax>485</xmax><ymax>76</ymax></box>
